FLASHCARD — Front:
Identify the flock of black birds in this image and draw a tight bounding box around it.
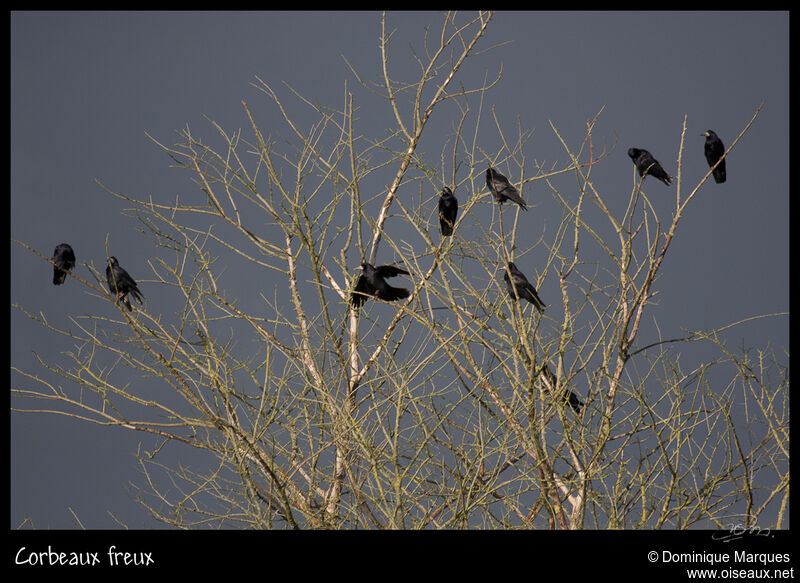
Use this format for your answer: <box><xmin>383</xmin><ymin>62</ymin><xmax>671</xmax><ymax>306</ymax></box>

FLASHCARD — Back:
<box><xmin>627</xmin><ymin>130</ymin><xmax>727</xmax><ymax>186</ymax></box>
<box><xmin>49</xmin><ymin>130</ymin><xmax>727</xmax><ymax>415</ymax></box>
<box><xmin>346</xmin><ymin>130</ymin><xmax>727</xmax><ymax>413</ymax></box>
<box><xmin>50</xmin><ymin>244</ymin><xmax>143</xmax><ymax>312</ymax></box>
<box><xmin>351</xmin><ymin>129</ymin><xmax>726</xmax><ymax>311</ymax></box>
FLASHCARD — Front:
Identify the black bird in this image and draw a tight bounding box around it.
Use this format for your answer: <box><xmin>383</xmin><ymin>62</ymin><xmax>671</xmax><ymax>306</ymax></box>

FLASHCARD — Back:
<box><xmin>503</xmin><ymin>262</ymin><xmax>545</xmax><ymax>313</ymax></box>
<box><xmin>438</xmin><ymin>187</ymin><xmax>458</xmax><ymax>236</ymax></box>
<box><xmin>540</xmin><ymin>364</ymin><xmax>584</xmax><ymax>413</ymax></box>
<box><xmin>52</xmin><ymin>243</ymin><xmax>75</xmax><ymax>285</ymax></box>
<box><xmin>486</xmin><ymin>167</ymin><xmax>527</xmax><ymax>210</ymax></box>
<box><xmin>627</xmin><ymin>148</ymin><xmax>672</xmax><ymax>186</ymax></box>
<box><xmin>106</xmin><ymin>256</ymin><xmax>143</xmax><ymax>311</ymax></box>
<box><xmin>702</xmin><ymin>130</ymin><xmax>726</xmax><ymax>183</ymax></box>
<box><xmin>351</xmin><ymin>262</ymin><xmax>410</xmax><ymax>309</ymax></box>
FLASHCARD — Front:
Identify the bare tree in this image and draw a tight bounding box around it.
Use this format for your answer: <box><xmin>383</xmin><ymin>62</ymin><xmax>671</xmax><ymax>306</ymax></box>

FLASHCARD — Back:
<box><xmin>12</xmin><ymin>11</ymin><xmax>787</xmax><ymax>529</ymax></box>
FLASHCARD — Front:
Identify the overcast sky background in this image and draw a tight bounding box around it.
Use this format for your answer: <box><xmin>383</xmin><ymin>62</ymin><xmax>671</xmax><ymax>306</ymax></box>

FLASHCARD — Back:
<box><xmin>11</xmin><ymin>11</ymin><xmax>789</xmax><ymax>530</ymax></box>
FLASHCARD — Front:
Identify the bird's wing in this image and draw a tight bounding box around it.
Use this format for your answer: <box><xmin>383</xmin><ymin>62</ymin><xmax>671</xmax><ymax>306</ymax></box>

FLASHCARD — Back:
<box><xmin>375</xmin><ymin>265</ymin><xmax>409</xmax><ymax>278</ymax></box>
<box><xmin>500</xmin><ymin>185</ymin><xmax>526</xmax><ymax>207</ymax></box>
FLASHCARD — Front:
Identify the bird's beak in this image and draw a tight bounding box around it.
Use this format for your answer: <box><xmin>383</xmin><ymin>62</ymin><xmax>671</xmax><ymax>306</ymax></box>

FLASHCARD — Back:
<box><xmin>700</xmin><ymin>132</ymin><xmax>708</xmax><ymax>137</ymax></box>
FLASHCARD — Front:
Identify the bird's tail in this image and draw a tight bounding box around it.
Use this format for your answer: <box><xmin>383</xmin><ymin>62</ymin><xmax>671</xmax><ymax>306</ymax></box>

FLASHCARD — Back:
<box><xmin>567</xmin><ymin>391</ymin><xmax>584</xmax><ymax>413</ymax></box>
<box><xmin>384</xmin><ymin>285</ymin><xmax>410</xmax><ymax>302</ymax></box>
<box><xmin>130</xmin><ymin>288</ymin><xmax>144</xmax><ymax>305</ymax></box>
<box><xmin>503</xmin><ymin>188</ymin><xmax>528</xmax><ymax>211</ymax></box>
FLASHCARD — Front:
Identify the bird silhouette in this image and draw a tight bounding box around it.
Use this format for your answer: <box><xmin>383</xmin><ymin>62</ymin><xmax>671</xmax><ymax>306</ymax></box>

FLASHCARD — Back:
<box><xmin>486</xmin><ymin>167</ymin><xmax>527</xmax><ymax>210</ymax></box>
<box><xmin>702</xmin><ymin>130</ymin><xmax>727</xmax><ymax>183</ymax></box>
<box><xmin>106</xmin><ymin>256</ymin><xmax>143</xmax><ymax>311</ymax></box>
<box><xmin>438</xmin><ymin>187</ymin><xmax>458</xmax><ymax>236</ymax></box>
<box><xmin>503</xmin><ymin>262</ymin><xmax>545</xmax><ymax>313</ymax></box>
<box><xmin>627</xmin><ymin>148</ymin><xmax>672</xmax><ymax>185</ymax></box>
<box><xmin>52</xmin><ymin>243</ymin><xmax>75</xmax><ymax>285</ymax></box>
<box><xmin>351</xmin><ymin>262</ymin><xmax>410</xmax><ymax>309</ymax></box>
<box><xmin>540</xmin><ymin>363</ymin><xmax>584</xmax><ymax>413</ymax></box>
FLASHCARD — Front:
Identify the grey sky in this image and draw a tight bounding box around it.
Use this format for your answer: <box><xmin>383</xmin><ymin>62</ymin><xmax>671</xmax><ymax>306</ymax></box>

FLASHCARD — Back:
<box><xmin>11</xmin><ymin>11</ymin><xmax>788</xmax><ymax>529</ymax></box>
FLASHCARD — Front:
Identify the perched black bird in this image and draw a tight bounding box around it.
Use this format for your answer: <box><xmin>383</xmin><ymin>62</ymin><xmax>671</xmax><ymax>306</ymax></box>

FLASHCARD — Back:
<box><xmin>702</xmin><ymin>130</ymin><xmax>726</xmax><ymax>183</ymax></box>
<box><xmin>351</xmin><ymin>262</ymin><xmax>410</xmax><ymax>309</ymax></box>
<box><xmin>627</xmin><ymin>148</ymin><xmax>672</xmax><ymax>185</ymax></box>
<box><xmin>486</xmin><ymin>167</ymin><xmax>527</xmax><ymax>210</ymax></box>
<box><xmin>503</xmin><ymin>262</ymin><xmax>545</xmax><ymax>313</ymax></box>
<box><xmin>52</xmin><ymin>243</ymin><xmax>75</xmax><ymax>285</ymax></box>
<box><xmin>540</xmin><ymin>364</ymin><xmax>584</xmax><ymax>413</ymax></box>
<box><xmin>438</xmin><ymin>187</ymin><xmax>458</xmax><ymax>236</ymax></box>
<box><xmin>106</xmin><ymin>256</ymin><xmax>143</xmax><ymax>311</ymax></box>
